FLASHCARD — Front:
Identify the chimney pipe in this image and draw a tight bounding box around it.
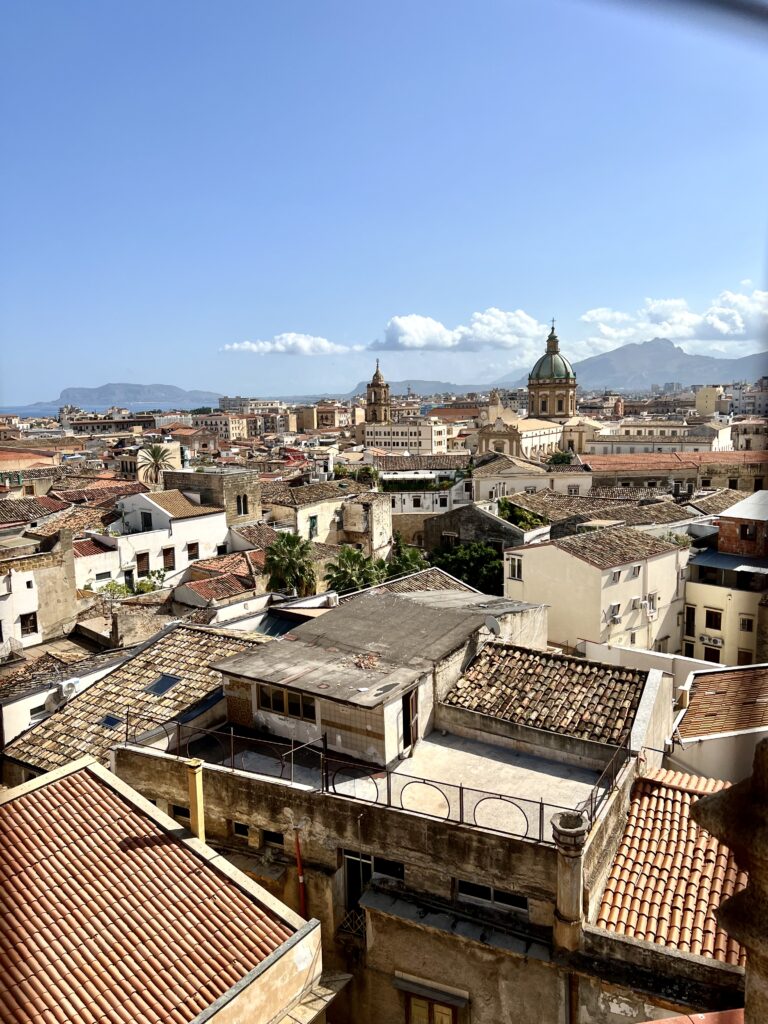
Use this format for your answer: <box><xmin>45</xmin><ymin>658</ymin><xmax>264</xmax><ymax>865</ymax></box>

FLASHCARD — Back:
<box><xmin>187</xmin><ymin>758</ymin><xmax>206</xmax><ymax>844</ymax></box>
<box><xmin>552</xmin><ymin>810</ymin><xmax>589</xmax><ymax>951</ymax></box>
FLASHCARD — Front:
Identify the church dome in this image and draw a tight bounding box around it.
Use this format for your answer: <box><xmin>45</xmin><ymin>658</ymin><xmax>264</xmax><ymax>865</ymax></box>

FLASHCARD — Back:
<box><xmin>371</xmin><ymin>359</ymin><xmax>386</xmax><ymax>385</ymax></box>
<box><xmin>529</xmin><ymin>326</ymin><xmax>575</xmax><ymax>381</ymax></box>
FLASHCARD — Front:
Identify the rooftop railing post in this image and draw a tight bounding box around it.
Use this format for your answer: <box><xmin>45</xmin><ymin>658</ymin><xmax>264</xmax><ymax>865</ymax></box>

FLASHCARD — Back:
<box><xmin>290</xmin><ymin>738</ymin><xmax>294</xmax><ymax>784</ymax></box>
<box><xmin>125</xmin><ymin>710</ymin><xmax>129</xmax><ymax>747</ymax></box>
<box><xmin>386</xmin><ymin>768</ymin><xmax>392</xmax><ymax>808</ymax></box>
<box><xmin>322</xmin><ymin>732</ymin><xmax>329</xmax><ymax>791</ymax></box>
<box><xmin>459</xmin><ymin>783</ymin><xmax>464</xmax><ymax>825</ymax></box>
<box><xmin>175</xmin><ymin>720</ymin><xmax>181</xmax><ymax>759</ymax></box>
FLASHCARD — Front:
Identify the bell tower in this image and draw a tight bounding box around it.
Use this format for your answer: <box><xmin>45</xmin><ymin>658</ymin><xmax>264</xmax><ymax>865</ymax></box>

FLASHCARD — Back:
<box><xmin>365</xmin><ymin>360</ymin><xmax>391</xmax><ymax>424</ymax></box>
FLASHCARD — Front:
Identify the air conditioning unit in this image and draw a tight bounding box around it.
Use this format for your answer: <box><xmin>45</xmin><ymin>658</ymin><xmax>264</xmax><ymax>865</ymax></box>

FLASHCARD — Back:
<box><xmin>710</xmin><ymin>637</ymin><xmax>724</xmax><ymax>648</ymax></box>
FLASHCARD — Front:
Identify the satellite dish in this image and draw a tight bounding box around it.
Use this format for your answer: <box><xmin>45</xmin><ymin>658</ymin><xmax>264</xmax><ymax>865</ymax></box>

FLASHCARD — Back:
<box><xmin>484</xmin><ymin>615</ymin><xmax>501</xmax><ymax>637</ymax></box>
<box><xmin>60</xmin><ymin>681</ymin><xmax>78</xmax><ymax>701</ymax></box>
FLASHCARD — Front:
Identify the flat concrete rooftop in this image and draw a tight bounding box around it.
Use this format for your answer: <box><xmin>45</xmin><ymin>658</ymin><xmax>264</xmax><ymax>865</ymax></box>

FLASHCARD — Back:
<box><xmin>213</xmin><ymin>731</ymin><xmax>600</xmax><ymax>844</ymax></box>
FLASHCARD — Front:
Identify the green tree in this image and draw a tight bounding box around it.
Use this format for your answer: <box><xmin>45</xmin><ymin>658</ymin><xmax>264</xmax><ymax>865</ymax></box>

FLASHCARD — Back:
<box><xmin>549</xmin><ymin>450</ymin><xmax>573</xmax><ymax>465</ymax></box>
<box><xmin>497</xmin><ymin>499</ymin><xmax>546</xmax><ymax>531</ymax></box>
<box><xmin>387</xmin><ymin>533</ymin><xmax>428</xmax><ymax>579</ymax></box>
<box><xmin>264</xmin><ymin>533</ymin><xmax>317</xmax><ymax>596</ymax></box>
<box><xmin>333</xmin><ymin>464</ymin><xmax>349</xmax><ymax>479</ymax></box>
<box><xmin>324</xmin><ymin>546</ymin><xmax>387</xmax><ymax>594</ymax></box>
<box><xmin>100</xmin><ymin>580</ymin><xmax>132</xmax><ymax>599</ymax></box>
<box><xmin>138</xmin><ymin>443</ymin><xmax>175</xmax><ymax>484</ymax></box>
<box><xmin>430</xmin><ymin>541</ymin><xmax>504</xmax><ymax>595</ymax></box>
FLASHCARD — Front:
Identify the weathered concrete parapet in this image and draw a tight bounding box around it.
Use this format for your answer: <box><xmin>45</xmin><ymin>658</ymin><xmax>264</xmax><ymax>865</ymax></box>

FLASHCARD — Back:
<box><xmin>691</xmin><ymin>737</ymin><xmax>768</xmax><ymax>1024</ymax></box>
<box><xmin>552</xmin><ymin>810</ymin><xmax>589</xmax><ymax>952</ymax></box>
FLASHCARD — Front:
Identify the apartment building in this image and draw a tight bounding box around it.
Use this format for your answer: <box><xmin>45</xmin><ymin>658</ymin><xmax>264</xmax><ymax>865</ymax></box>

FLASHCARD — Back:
<box><xmin>683</xmin><ymin>490</ymin><xmax>768</xmax><ymax>666</ymax></box>
<box><xmin>363</xmin><ymin>418</ymin><xmax>449</xmax><ymax>454</ymax></box>
<box><xmin>504</xmin><ymin>526</ymin><xmax>686</xmax><ymax>652</ymax></box>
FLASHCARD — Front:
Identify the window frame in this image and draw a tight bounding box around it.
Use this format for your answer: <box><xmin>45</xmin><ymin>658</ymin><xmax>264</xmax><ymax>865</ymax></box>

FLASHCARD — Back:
<box><xmin>162</xmin><ymin>546</ymin><xmax>176</xmax><ymax>571</ymax></box>
<box><xmin>136</xmin><ymin>551</ymin><xmax>150</xmax><ymax>578</ymax></box>
<box><xmin>257</xmin><ymin>684</ymin><xmax>316</xmax><ymax>722</ymax></box>
<box><xmin>187</xmin><ymin>541</ymin><xmax>199</xmax><ymax>560</ymax></box>
<box><xmin>705</xmin><ymin>608</ymin><xmax>723</xmax><ymax>631</ymax></box>
<box><xmin>20</xmin><ymin>611</ymin><xmax>39</xmax><ymax>637</ymax></box>
<box><xmin>508</xmin><ymin>556</ymin><xmax>523</xmax><ymax>581</ymax></box>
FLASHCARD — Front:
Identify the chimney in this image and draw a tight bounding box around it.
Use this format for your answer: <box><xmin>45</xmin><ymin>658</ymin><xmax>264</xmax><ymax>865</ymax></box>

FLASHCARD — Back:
<box><xmin>551</xmin><ymin>810</ymin><xmax>589</xmax><ymax>951</ymax></box>
<box><xmin>187</xmin><ymin>759</ymin><xmax>206</xmax><ymax>843</ymax></box>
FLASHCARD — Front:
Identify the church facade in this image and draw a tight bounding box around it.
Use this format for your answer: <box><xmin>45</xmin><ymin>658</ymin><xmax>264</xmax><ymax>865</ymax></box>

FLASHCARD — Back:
<box><xmin>527</xmin><ymin>324</ymin><xmax>577</xmax><ymax>423</ymax></box>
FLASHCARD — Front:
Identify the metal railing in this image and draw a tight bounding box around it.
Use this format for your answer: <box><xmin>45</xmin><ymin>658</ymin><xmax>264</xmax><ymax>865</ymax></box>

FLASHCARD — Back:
<box><xmin>124</xmin><ymin>712</ymin><xmax>627</xmax><ymax>846</ymax></box>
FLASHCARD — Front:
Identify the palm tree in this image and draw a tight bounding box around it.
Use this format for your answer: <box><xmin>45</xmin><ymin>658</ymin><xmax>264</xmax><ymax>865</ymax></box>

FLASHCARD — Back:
<box><xmin>324</xmin><ymin>546</ymin><xmax>387</xmax><ymax>595</ymax></box>
<box><xmin>137</xmin><ymin>443</ymin><xmax>175</xmax><ymax>484</ymax></box>
<box><xmin>264</xmin><ymin>532</ymin><xmax>317</xmax><ymax>596</ymax></box>
<box><xmin>387</xmin><ymin>534</ymin><xmax>428</xmax><ymax>579</ymax></box>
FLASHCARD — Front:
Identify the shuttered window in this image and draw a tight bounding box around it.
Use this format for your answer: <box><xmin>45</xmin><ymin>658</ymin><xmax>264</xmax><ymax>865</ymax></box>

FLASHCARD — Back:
<box><xmin>163</xmin><ymin>547</ymin><xmax>176</xmax><ymax>571</ymax></box>
<box><xmin>136</xmin><ymin>552</ymin><xmax>150</xmax><ymax>578</ymax></box>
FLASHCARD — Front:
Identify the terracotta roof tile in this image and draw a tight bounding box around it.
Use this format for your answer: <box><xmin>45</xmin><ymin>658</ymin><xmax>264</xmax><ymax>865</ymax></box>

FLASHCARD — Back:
<box><xmin>145</xmin><ymin>490</ymin><xmax>224</xmax><ymax>519</ymax></box>
<box><xmin>370</xmin><ymin>453</ymin><xmax>471</xmax><ymax>472</ymax></box>
<box><xmin>182</xmin><ymin>574</ymin><xmax>254</xmax><ymax>601</ymax></box>
<box><xmin>193</xmin><ymin>550</ymin><xmax>265</xmax><ymax>576</ymax></box>
<box><xmin>0</xmin><ymin>498</ymin><xmax>70</xmax><ymax>525</ymax></box>
<box><xmin>0</xmin><ymin>765</ymin><xmax>296</xmax><ymax>1024</ymax></box>
<box><xmin>687</xmin><ymin>489</ymin><xmax>746</xmax><ymax>516</ymax></box>
<box><xmin>549</xmin><ymin>525</ymin><xmax>677</xmax><ymax>569</ymax></box>
<box><xmin>73</xmin><ymin>538</ymin><xmax>114</xmax><ymax>558</ymax></box>
<box><xmin>25</xmin><ymin>506</ymin><xmax>119</xmax><ymax>539</ymax></box>
<box><xmin>49</xmin><ymin>482</ymin><xmax>148</xmax><ymax>504</ymax></box>
<box><xmin>678</xmin><ymin>665</ymin><xmax>768</xmax><ymax>738</ymax></box>
<box><xmin>232</xmin><ymin>523</ymin><xmax>280</xmax><ymax>549</ymax></box>
<box><xmin>595</xmin><ymin>769</ymin><xmax>747</xmax><ymax>966</ymax></box>
<box><xmin>444</xmin><ymin>642</ymin><xmax>647</xmax><ymax>745</ymax></box>
<box><xmin>340</xmin><ymin>566</ymin><xmax>477</xmax><ymax>602</ymax></box>
<box><xmin>583</xmin><ymin>451</ymin><xmax>768</xmax><ymax>471</ymax></box>
<box><xmin>3</xmin><ymin>626</ymin><xmax>270</xmax><ymax>773</ymax></box>
<box><xmin>261</xmin><ymin>480</ymin><xmax>366</xmax><ymax>508</ymax></box>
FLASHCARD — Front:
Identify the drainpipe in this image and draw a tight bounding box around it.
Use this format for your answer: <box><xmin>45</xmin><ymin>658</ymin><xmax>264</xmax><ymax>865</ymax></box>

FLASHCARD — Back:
<box><xmin>186</xmin><ymin>758</ymin><xmax>206</xmax><ymax>844</ymax></box>
<box><xmin>551</xmin><ymin>810</ymin><xmax>589</xmax><ymax>952</ymax></box>
<box><xmin>293</xmin><ymin>826</ymin><xmax>308</xmax><ymax>919</ymax></box>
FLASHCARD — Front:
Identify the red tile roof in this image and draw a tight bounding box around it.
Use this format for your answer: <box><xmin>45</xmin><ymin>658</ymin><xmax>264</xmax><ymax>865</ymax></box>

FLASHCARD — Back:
<box><xmin>595</xmin><ymin>768</ymin><xmax>748</xmax><ymax>966</ymax></box>
<box><xmin>193</xmin><ymin>550</ymin><xmax>266</xmax><ymax>576</ymax></box>
<box><xmin>73</xmin><ymin>538</ymin><xmax>114</xmax><ymax>558</ymax></box>
<box><xmin>0</xmin><ymin>763</ymin><xmax>296</xmax><ymax>1024</ymax></box>
<box><xmin>146</xmin><ymin>490</ymin><xmax>224</xmax><ymax>519</ymax></box>
<box><xmin>584</xmin><ymin>451</ymin><xmax>768</xmax><ymax>471</ymax></box>
<box><xmin>183</xmin><ymin>573</ymin><xmax>254</xmax><ymax>601</ymax></box>
<box><xmin>50</xmin><ymin>481</ymin><xmax>148</xmax><ymax>503</ymax></box>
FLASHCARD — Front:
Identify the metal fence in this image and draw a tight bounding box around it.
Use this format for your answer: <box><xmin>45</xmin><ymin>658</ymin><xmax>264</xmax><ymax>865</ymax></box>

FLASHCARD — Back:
<box><xmin>124</xmin><ymin>712</ymin><xmax>627</xmax><ymax>846</ymax></box>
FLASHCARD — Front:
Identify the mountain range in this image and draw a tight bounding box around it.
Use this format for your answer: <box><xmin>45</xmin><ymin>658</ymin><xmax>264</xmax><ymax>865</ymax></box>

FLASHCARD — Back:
<box><xmin>496</xmin><ymin>338</ymin><xmax>767</xmax><ymax>390</ymax></box>
<box><xmin>1</xmin><ymin>340</ymin><xmax>765</xmax><ymax>416</ymax></box>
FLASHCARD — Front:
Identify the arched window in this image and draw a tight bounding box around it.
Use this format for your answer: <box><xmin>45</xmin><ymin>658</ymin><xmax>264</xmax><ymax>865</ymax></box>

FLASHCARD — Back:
<box><xmin>236</xmin><ymin>495</ymin><xmax>242</xmax><ymax>516</ymax></box>
<box><xmin>541</xmin><ymin>398</ymin><xmax>548</xmax><ymax>413</ymax></box>
<box><xmin>242</xmin><ymin>494</ymin><xmax>249</xmax><ymax>515</ymax></box>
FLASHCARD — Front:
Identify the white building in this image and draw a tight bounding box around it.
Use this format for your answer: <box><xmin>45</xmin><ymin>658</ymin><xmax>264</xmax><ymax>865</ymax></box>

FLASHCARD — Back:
<box><xmin>504</xmin><ymin>526</ymin><xmax>686</xmax><ymax>653</ymax></box>
<box><xmin>363</xmin><ymin>418</ymin><xmax>448</xmax><ymax>454</ymax></box>
<box><xmin>74</xmin><ymin>490</ymin><xmax>229</xmax><ymax>591</ymax></box>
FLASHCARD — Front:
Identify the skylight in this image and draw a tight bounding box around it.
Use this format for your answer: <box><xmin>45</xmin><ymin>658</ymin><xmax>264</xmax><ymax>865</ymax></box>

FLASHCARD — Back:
<box><xmin>100</xmin><ymin>714</ymin><xmax>123</xmax><ymax>729</ymax></box>
<box><xmin>145</xmin><ymin>673</ymin><xmax>182</xmax><ymax>696</ymax></box>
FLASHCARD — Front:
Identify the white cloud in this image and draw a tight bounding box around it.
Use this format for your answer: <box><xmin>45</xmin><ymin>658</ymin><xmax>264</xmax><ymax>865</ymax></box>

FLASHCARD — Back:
<box><xmin>579</xmin><ymin>287</ymin><xmax>768</xmax><ymax>353</ymax></box>
<box><xmin>223</xmin><ymin>332</ymin><xmax>359</xmax><ymax>356</ymax></box>
<box><xmin>372</xmin><ymin>308</ymin><xmax>547</xmax><ymax>358</ymax></box>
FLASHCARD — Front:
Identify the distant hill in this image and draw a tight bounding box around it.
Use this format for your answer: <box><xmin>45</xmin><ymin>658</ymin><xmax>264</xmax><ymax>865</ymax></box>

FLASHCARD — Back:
<box><xmin>346</xmin><ymin>378</ymin><xmax>485</xmax><ymax>398</ymax></box>
<box><xmin>58</xmin><ymin>383</ymin><xmax>223</xmax><ymax>407</ymax></box>
<box><xmin>496</xmin><ymin>338</ymin><xmax>768</xmax><ymax>390</ymax></box>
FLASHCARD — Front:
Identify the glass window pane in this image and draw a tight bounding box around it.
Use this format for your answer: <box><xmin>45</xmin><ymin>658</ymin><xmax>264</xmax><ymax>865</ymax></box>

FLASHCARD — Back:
<box><xmin>302</xmin><ymin>695</ymin><xmax>316</xmax><ymax>721</ymax></box>
<box><xmin>272</xmin><ymin>688</ymin><xmax>286</xmax><ymax>714</ymax></box>
<box><xmin>258</xmin><ymin>685</ymin><xmax>272</xmax><ymax>711</ymax></box>
<box><xmin>410</xmin><ymin>997</ymin><xmax>430</xmax><ymax>1024</ymax></box>
<box><xmin>434</xmin><ymin>1007</ymin><xmax>454</xmax><ymax>1024</ymax></box>
<box><xmin>287</xmin><ymin>692</ymin><xmax>302</xmax><ymax>718</ymax></box>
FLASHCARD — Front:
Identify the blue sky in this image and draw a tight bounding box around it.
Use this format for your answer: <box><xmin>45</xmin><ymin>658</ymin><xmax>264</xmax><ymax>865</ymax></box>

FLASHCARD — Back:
<box><xmin>2</xmin><ymin>0</ymin><xmax>767</xmax><ymax>404</ymax></box>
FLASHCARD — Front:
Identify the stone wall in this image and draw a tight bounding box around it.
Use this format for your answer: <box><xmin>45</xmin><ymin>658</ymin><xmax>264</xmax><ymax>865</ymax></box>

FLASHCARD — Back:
<box><xmin>163</xmin><ymin>470</ymin><xmax>262</xmax><ymax>525</ymax></box>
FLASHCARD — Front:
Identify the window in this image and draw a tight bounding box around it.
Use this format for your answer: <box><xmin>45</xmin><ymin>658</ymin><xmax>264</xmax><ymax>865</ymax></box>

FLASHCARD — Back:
<box><xmin>540</xmin><ymin>398</ymin><xmax>548</xmax><ymax>413</ymax></box>
<box><xmin>756</xmin><ymin>478</ymin><xmax>764</xmax><ymax>492</ymax></box>
<box><xmin>439</xmin><ymin>496</ymin><xmax>448</xmax><ymax>507</ymax></box>
<box><xmin>407</xmin><ymin>996</ymin><xmax>456</xmax><ymax>1024</ymax></box>
<box><xmin>217</xmin><ymin>544</ymin><xmax>227</xmax><ymax>555</ymax></box>
<box><xmin>24</xmin><ymin>484</ymin><xmax>35</xmax><ymax>495</ymax></box>
<box><xmin>567</xmin><ymin>485</ymin><xmax>580</xmax><ymax>496</ymax></box>
<box><xmin>608</xmin><ymin>602</ymin><xmax>621</xmax><ymax>618</ymax></box>
<box><xmin>647</xmin><ymin>591</ymin><xmax>658</xmax><ymax>612</ymax></box>
<box><xmin>26</xmin><ymin>580</ymin><xmax>33</xmax><ymax>589</ymax></box>
<box><xmin>701</xmin><ymin>479</ymin><xmax>711</xmax><ymax>488</ymax></box>
<box><xmin>100</xmin><ymin>713</ymin><xmax>123</xmax><ymax>729</ymax></box>
<box><xmin>136</xmin><ymin>552</ymin><xmax>150</xmax><ymax>577</ymax></box>
<box><xmin>508</xmin><ymin>556</ymin><xmax>522</xmax><ymax>581</ymax></box>
<box><xmin>729</xmin><ymin>478</ymin><xmax>738</xmax><ymax>490</ymax></box>
<box><xmin>412</xmin><ymin>497</ymin><xmax>421</xmax><ymax>509</ymax></box>
<box><xmin>145</xmin><ymin>673</ymin><xmax>181</xmax><ymax>696</ymax></box>
<box><xmin>703</xmin><ymin>646</ymin><xmax>721</xmax><ymax>664</ymax></box>
<box><xmin>683</xmin><ymin>641</ymin><xmax>695</xmax><ymax>658</ymax></box>
<box><xmin>308</xmin><ymin>514</ymin><xmax>318</xmax><ymax>539</ymax></box>
<box><xmin>630</xmin><ymin>632</ymin><xmax>636</xmax><ymax>645</ymax></box>
<box><xmin>162</xmin><ymin>547</ymin><xmax>176</xmax><ymax>571</ymax></box>
<box><xmin>391</xmin><ymin>498</ymin><xmax>397</xmax><ymax>508</ymax></box>
<box><xmin>262</xmin><ymin>829</ymin><xmax>284</xmax><ymax>847</ymax></box>
<box><xmin>705</xmin><ymin>609</ymin><xmax>723</xmax><ymax>631</ymax></box>
<box><xmin>455</xmin><ymin>879</ymin><xmax>528</xmax><ymax>914</ymax></box>
<box><xmin>242</xmin><ymin>494</ymin><xmax>249</xmax><ymax>515</ymax></box>
<box><xmin>187</xmin><ymin>541</ymin><xmax>199</xmax><ymax>560</ymax></box>
<box><xmin>737</xmin><ymin>650</ymin><xmax>753</xmax><ymax>666</ymax></box>
<box><xmin>630</xmin><ymin>564</ymin><xmax>641</xmax><ymax>578</ymax></box>
<box><xmin>95</xmin><ymin>571</ymin><xmax>111</xmax><ymax>582</ymax></box>
<box><xmin>611</xmin><ymin>570</ymin><xmax>621</xmax><ymax>584</ymax></box>
<box><xmin>236</xmin><ymin>495</ymin><xmax>242</xmax><ymax>515</ymax></box>
<box><xmin>740</xmin><ymin>523</ymin><xmax>757</xmax><ymax>541</ymax></box>
<box><xmin>232</xmin><ymin>821</ymin><xmax>249</xmax><ymax>838</ymax></box>
<box><xmin>557</xmin><ymin>398</ymin><xmax>564</xmax><ymax>412</ymax></box>
<box><xmin>20</xmin><ymin>612</ymin><xmax>38</xmax><ymax>636</ymax></box>
<box><xmin>257</xmin><ymin>685</ymin><xmax>316</xmax><ymax>722</ymax></box>
<box><xmin>141</xmin><ymin>511</ymin><xmax>153</xmax><ymax>531</ymax></box>
<box><xmin>684</xmin><ymin>605</ymin><xmax>696</xmax><ymax>638</ymax></box>
<box><xmin>172</xmin><ymin>804</ymin><xmax>190</xmax><ymax>820</ymax></box>
<box><xmin>740</xmin><ymin>616</ymin><xmax>754</xmax><ymax>633</ymax></box>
